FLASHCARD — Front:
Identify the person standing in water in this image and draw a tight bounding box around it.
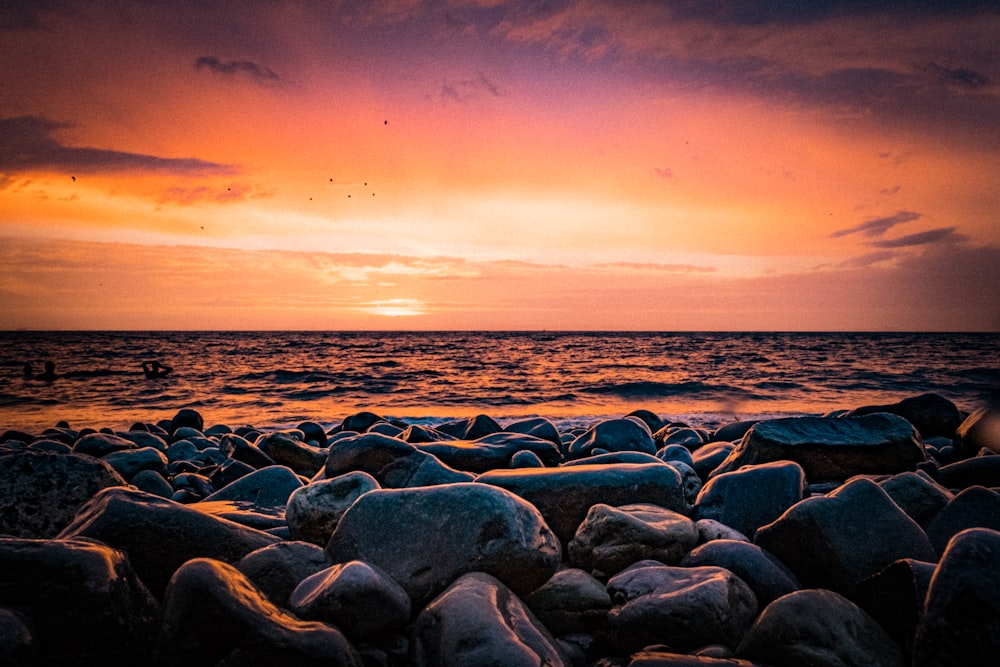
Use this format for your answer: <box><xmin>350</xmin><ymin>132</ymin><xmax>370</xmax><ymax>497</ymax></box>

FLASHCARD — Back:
<box><xmin>142</xmin><ymin>360</ymin><xmax>172</xmax><ymax>379</ymax></box>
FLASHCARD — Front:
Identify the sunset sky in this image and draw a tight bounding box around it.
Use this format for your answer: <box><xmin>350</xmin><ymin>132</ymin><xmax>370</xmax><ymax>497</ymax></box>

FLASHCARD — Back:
<box><xmin>2</xmin><ymin>0</ymin><xmax>999</xmax><ymax>331</ymax></box>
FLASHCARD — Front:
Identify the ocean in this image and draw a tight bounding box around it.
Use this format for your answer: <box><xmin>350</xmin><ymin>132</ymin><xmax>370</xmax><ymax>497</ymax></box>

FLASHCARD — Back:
<box><xmin>1</xmin><ymin>331</ymin><xmax>997</xmax><ymax>434</ymax></box>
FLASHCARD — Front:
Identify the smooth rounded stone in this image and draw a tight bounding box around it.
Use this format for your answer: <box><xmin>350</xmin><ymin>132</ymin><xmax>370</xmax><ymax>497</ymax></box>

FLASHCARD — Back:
<box><xmin>656</xmin><ymin>426</ymin><xmax>706</xmax><ymax>449</ymax></box>
<box><xmin>510</xmin><ymin>449</ymin><xmax>546</xmax><ymax>468</ymax></box>
<box><xmin>691</xmin><ymin>441</ymin><xmax>734</xmax><ymax>479</ymax></box>
<box><xmin>234</xmin><ymin>541</ymin><xmax>331</xmax><ymax>607</ymax></box>
<box><xmin>569</xmin><ymin>503</ymin><xmax>699</xmax><ymax>576</ymax></box>
<box><xmin>255</xmin><ymin>430</ymin><xmax>327</xmax><ymax>476</ymax></box>
<box><xmin>477</xmin><ymin>464</ymin><xmax>685</xmax><ymax>545</ymax></box>
<box><xmin>628</xmin><ymin>650</ymin><xmax>762</xmax><ymax>666</ymax></box>
<box><xmin>435</xmin><ymin>413</ymin><xmax>504</xmax><ymax>440</ymax></box>
<box><xmin>656</xmin><ymin>444</ymin><xmax>695</xmax><ymax>467</ymax></box>
<box><xmin>339</xmin><ymin>410</ymin><xmax>386</xmax><ymax>433</ymax></box>
<box><xmin>846</xmin><ymin>393</ymin><xmax>964</xmax><ymax>439</ymax></box>
<box><xmin>568</xmin><ymin>419</ymin><xmax>657</xmax><ymax>459</ymax></box>
<box><xmin>289</xmin><ymin>560</ymin><xmax>411</xmax><ymax>640</ymax></box>
<box><xmin>697</xmin><ymin>519</ymin><xmax>751</xmax><ymax>543</ymax></box>
<box><xmin>171</xmin><ymin>426</ymin><xmax>207</xmax><ymax>445</ymax></box>
<box><xmin>924</xmin><ymin>485</ymin><xmax>1000</xmax><ymax>556</ymax></box>
<box><xmin>204</xmin><ymin>423</ymin><xmax>233</xmax><ymax>437</ymax></box>
<box><xmin>506</xmin><ymin>417</ymin><xmax>562</xmax><ymax>445</ymax></box>
<box><xmin>667</xmin><ymin>460</ymin><xmax>702</xmax><ymax>507</ymax></box>
<box><xmin>913</xmin><ymin>528</ymin><xmax>1000</xmax><ymax>666</ymax></box>
<box><xmin>368</xmin><ymin>421</ymin><xmax>404</xmax><ymax>438</ymax></box>
<box><xmin>28</xmin><ymin>438</ymin><xmax>72</xmax><ymax>453</ymax></box>
<box><xmin>193</xmin><ymin>500</ymin><xmax>286</xmax><ymax>531</ymax></box>
<box><xmin>0</xmin><ymin>537</ymin><xmax>159</xmax><ymax>666</ymax></box>
<box><xmin>325</xmin><ymin>432</ymin><xmax>475</xmax><ymax>488</ymax></box>
<box><xmin>696</xmin><ymin>461</ymin><xmax>806</xmax><ymax>539</ymax></box>
<box><xmin>712</xmin><ymin>414</ymin><xmax>927</xmax><ymax>482</ymax></box>
<box><xmin>218</xmin><ymin>433</ymin><xmax>276</xmax><ymax>469</ymax></box>
<box><xmin>100</xmin><ymin>446</ymin><xmax>168</xmax><ymax>481</ymax></box>
<box><xmin>209</xmin><ymin>457</ymin><xmax>256</xmax><ymax>490</ymax></box>
<box><xmin>607</xmin><ymin>563</ymin><xmax>758</xmax><ymax>653</ymax></box>
<box><xmin>399</xmin><ymin>423</ymin><xmax>455</xmax><ymax>443</ymax></box>
<box><xmin>201</xmin><ymin>464</ymin><xmax>303</xmax><ymax>505</ymax></box>
<box><xmin>562</xmin><ymin>451</ymin><xmax>664</xmax><ymax>467</ymax></box>
<box><xmin>121</xmin><ymin>429</ymin><xmax>168</xmax><ymax>452</ymax></box>
<box><xmin>72</xmin><ymin>432</ymin><xmax>135</xmax><ymax>457</ymax></box>
<box><xmin>878</xmin><ymin>471</ymin><xmax>953</xmax><ymax>527</ymax></box>
<box><xmin>681</xmin><ymin>540</ymin><xmax>800</xmax><ymax>607</ymax></box>
<box><xmin>938</xmin><ymin>455</ymin><xmax>1000</xmax><ymax>489</ymax></box>
<box><xmin>326</xmin><ymin>483</ymin><xmax>561</xmax><ymax>608</ymax></box>
<box><xmin>56</xmin><ymin>486</ymin><xmax>280</xmax><ymax>597</ymax></box>
<box><xmin>170</xmin><ymin>408</ymin><xmax>204</xmax><ymax>433</ymax></box>
<box><xmin>411</xmin><ymin>572</ymin><xmax>569</xmax><ymax>667</ymax></box>
<box><xmin>736</xmin><ymin>589</ymin><xmax>903</xmax><ymax>667</ymax></box>
<box><xmin>854</xmin><ymin>558</ymin><xmax>936</xmax><ymax>663</ymax></box>
<box><xmin>286</xmin><ymin>471</ymin><xmax>380</xmax><ymax>546</ymax></box>
<box><xmin>297</xmin><ymin>420</ymin><xmax>328</xmax><ymax>447</ymax></box>
<box><xmin>0</xmin><ymin>607</ymin><xmax>35</xmax><ymax>666</ymax></box>
<box><xmin>155</xmin><ymin>558</ymin><xmax>362</xmax><ymax>666</ymax></box>
<box><xmin>171</xmin><ymin>472</ymin><xmax>214</xmax><ymax>499</ymax></box>
<box><xmin>754</xmin><ymin>478</ymin><xmax>936</xmax><ymax>598</ymax></box>
<box><xmin>0</xmin><ymin>449</ymin><xmax>126</xmax><ymax>538</ymax></box>
<box><xmin>416</xmin><ymin>432</ymin><xmax>562</xmax><ymax>473</ymax></box>
<box><xmin>957</xmin><ymin>407</ymin><xmax>1000</xmax><ymax>454</ymax></box>
<box><xmin>165</xmin><ymin>439</ymin><xmax>198</xmax><ymax>463</ymax></box>
<box><xmin>526</xmin><ymin>567</ymin><xmax>611</xmax><ymax>636</ymax></box>
<box><xmin>131</xmin><ymin>469</ymin><xmax>175</xmax><ymax>498</ymax></box>
<box><xmin>711</xmin><ymin>420</ymin><xmax>760</xmax><ymax>444</ymax></box>
<box><xmin>627</xmin><ymin>409</ymin><xmax>667</xmax><ymax>434</ymax></box>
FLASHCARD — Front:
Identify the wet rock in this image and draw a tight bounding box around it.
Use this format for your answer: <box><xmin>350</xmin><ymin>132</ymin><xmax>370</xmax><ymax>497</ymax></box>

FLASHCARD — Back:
<box><xmin>736</xmin><ymin>589</ymin><xmax>903</xmax><ymax>667</ymax></box>
<box><xmin>569</xmin><ymin>503</ymin><xmax>698</xmax><ymax>576</ymax></box>
<box><xmin>193</xmin><ymin>500</ymin><xmax>286</xmax><ymax>531</ymax></box>
<box><xmin>121</xmin><ymin>429</ymin><xmax>168</xmax><ymax>452</ymax></box>
<box><xmin>155</xmin><ymin>558</ymin><xmax>361</xmax><ymax>666</ymax></box>
<box><xmin>526</xmin><ymin>567</ymin><xmax>611</xmax><ymax>636</ymax></box>
<box><xmin>399</xmin><ymin>423</ymin><xmax>455</xmax><ymax>443</ymax></box>
<box><xmin>235</xmin><ymin>541</ymin><xmax>332</xmax><ymax>607</ymax></box>
<box><xmin>255</xmin><ymin>431</ymin><xmax>327</xmax><ymax>477</ymax></box>
<box><xmin>628</xmin><ymin>651</ymin><xmax>762</xmax><ymax>666</ymax></box>
<box><xmin>57</xmin><ymin>486</ymin><xmax>280</xmax><ymax>597</ymax></box>
<box><xmin>937</xmin><ymin>455</ymin><xmax>1000</xmax><ymax>489</ymax></box>
<box><xmin>697</xmin><ymin>519</ymin><xmax>750</xmax><ymax>543</ymax></box>
<box><xmin>712</xmin><ymin>414</ymin><xmax>926</xmax><ymax>481</ymax></box>
<box><xmin>696</xmin><ymin>461</ymin><xmax>806</xmax><ymax>539</ymax></box>
<box><xmin>681</xmin><ymin>540</ymin><xmax>800</xmax><ymax>607</ymax></box>
<box><xmin>754</xmin><ymin>478</ymin><xmax>936</xmax><ymax>598</ymax></box>
<box><xmin>297</xmin><ymin>420</ymin><xmax>328</xmax><ymax>447</ymax></box>
<box><xmin>924</xmin><ymin>485</ymin><xmax>1000</xmax><ymax>556</ymax></box>
<box><xmin>201</xmin><ymin>464</ymin><xmax>303</xmax><ymax>505</ymax></box>
<box><xmin>511</xmin><ymin>449</ymin><xmax>546</xmax><ymax>468</ymax></box>
<box><xmin>855</xmin><ymin>558</ymin><xmax>936</xmax><ymax>663</ymax></box>
<box><xmin>324</xmin><ymin>432</ymin><xmax>474</xmax><ymax>488</ymax></box>
<box><xmin>209</xmin><ymin>458</ymin><xmax>256</xmax><ymax>490</ymax></box>
<box><xmin>170</xmin><ymin>408</ymin><xmax>204</xmax><ymax>433</ymax></box>
<box><xmin>667</xmin><ymin>460</ymin><xmax>703</xmax><ymax>507</ymax></box>
<box><xmin>0</xmin><ymin>607</ymin><xmax>35</xmax><ymax>666</ymax></box>
<box><xmin>72</xmin><ymin>432</ymin><xmax>135</xmax><ymax>457</ymax></box>
<box><xmin>219</xmin><ymin>433</ymin><xmax>276</xmax><ymax>469</ymax></box>
<box><xmin>0</xmin><ymin>537</ymin><xmax>159</xmax><ymax>666</ymax></box>
<box><xmin>289</xmin><ymin>560</ymin><xmax>411</xmax><ymax>640</ymax></box>
<box><xmin>568</xmin><ymin>419</ymin><xmax>656</xmax><ymax>459</ymax></box>
<box><xmin>506</xmin><ymin>417</ymin><xmax>562</xmax><ymax>445</ymax></box>
<box><xmin>287</xmin><ymin>471</ymin><xmax>380</xmax><ymax>546</ymax></box>
<box><xmin>846</xmin><ymin>393</ymin><xmax>963</xmax><ymax>439</ymax></box>
<box><xmin>326</xmin><ymin>483</ymin><xmax>560</xmax><ymax>608</ymax></box>
<box><xmin>607</xmin><ymin>563</ymin><xmax>757</xmax><ymax>653</ymax></box>
<box><xmin>411</xmin><ymin>572</ymin><xmax>568</xmax><ymax>667</ymax></box>
<box><xmin>956</xmin><ymin>406</ymin><xmax>1000</xmax><ymax>454</ymax></box>
<box><xmin>131</xmin><ymin>469</ymin><xmax>174</xmax><ymax>498</ymax></box>
<box><xmin>477</xmin><ymin>464</ymin><xmax>685</xmax><ymax>544</ymax></box>
<box><xmin>0</xmin><ymin>449</ymin><xmax>125</xmax><ymax>538</ymax></box>
<box><xmin>416</xmin><ymin>432</ymin><xmax>562</xmax><ymax>473</ymax></box>
<box><xmin>656</xmin><ymin>444</ymin><xmax>695</xmax><ymax>467</ymax></box>
<box><xmin>562</xmin><ymin>451</ymin><xmax>663</xmax><ymax>467</ymax></box>
<box><xmin>878</xmin><ymin>471</ymin><xmax>953</xmax><ymax>528</ymax></box>
<box><xmin>339</xmin><ymin>411</ymin><xmax>386</xmax><ymax>433</ymax></box>
<box><xmin>435</xmin><ymin>413</ymin><xmax>503</xmax><ymax>440</ymax></box>
<box><xmin>690</xmin><ymin>442</ymin><xmax>734</xmax><ymax>479</ymax></box>
<box><xmin>101</xmin><ymin>446</ymin><xmax>168</xmax><ymax>482</ymax></box>
<box><xmin>711</xmin><ymin>420</ymin><xmax>760</xmax><ymax>444</ymax></box>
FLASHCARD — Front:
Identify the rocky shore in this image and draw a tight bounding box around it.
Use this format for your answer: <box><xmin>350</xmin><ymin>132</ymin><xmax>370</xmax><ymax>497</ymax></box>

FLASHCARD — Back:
<box><xmin>2</xmin><ymin>392</ymin><xmax>999</xmax><ymax>666</ymax></box>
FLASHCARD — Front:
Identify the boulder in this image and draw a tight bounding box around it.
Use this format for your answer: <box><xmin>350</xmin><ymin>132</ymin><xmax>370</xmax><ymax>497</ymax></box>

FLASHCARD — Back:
<box><xmin>234</xmin><ymin>541</ymin><xmax>330</xmax><ymax>607</ymax></box>
<box><xmin>255</xmin><ymin>431</ymin><xmax>327</xmax><ymax>477</ymax></box>
<box><xmin>878</xmin><ymin>471</ymin><xmax>953</xmax><ymax>528</ymax></box>
<box><xmin>510</xmin><ymin>450</ymin><xmax>546</xmax><ymax>468</ymax></box>
<box><xmin>286</xmin><ymin>472</ymin><xmax>380</xmax><ymax>546</ymax></box>
<box><xmin>691</xmin><ymin>441</ymin><xmax>734</xmax><ymax>479</ymax></box>
<box><xmin>0</xmin><ymin>607</ymin><xmax>35</xmax><ymax>666</ymax></box>
<box><xmin>72</xmin><ymin>432</ymin><xmax>135</xmax><ymax>457</ymax></box>
<box><xmin>562</xmin><ymin>451</ymin><xmax>663</xmax><ymax>467</ymax></box>
<box><xmin>628</xmin><ymin>651</ymin><xmax>762</xmax><ymax>666</ymax></box>
<box><xmin>101</xmin><ymin>447</ymin><xmax>168</xmax><ymax>481</ymax></box>
<box><xmin>339</xmin><ymin>411</ymin><xmax>385</xmax><ymax>433</ymax></box>
<box><xmin>477</xmin><ymin>464</ymin><xmax>685</xmax><ymax>544</ymax></box>
<box><xmin>297</xmin><ymin>420</ymin><xmax>328</xmax><ymax>447</ymax></box>
<box><xmin>411</xmin><ymin>572</ymin><xmax>569</xmax><ymax>667</ymax></box>
<box><xmin>201</xmin><ymin>465</ymin><xmax>303</xmax><ymax>506</ymax></box>
<box><xmin>754</xmin><ymin>478</ymin><xmax>936</xmax><ymax>598</ymax></box>
<box><xmin>170</xmin><ymin>408</ymin><xmax>204</xmax><ymax>433</ymax></box>
<box><xmin>656</xmin><ymin>444</ymin><xmax>695</xmax><ymax>467</ymax></box>
<box><xmin>681</xmin><ymin>540</ymin><xmax>801</xmax><ymax>607</ymax></box>
<box><xmin>607</xmin><ymin>563</ymin><xmax>758</xmax><ymax>653</ymax></box>
<box><xmin>399</xmin><ymin>423</ymin><xmax>455</xmax><ymax>443</ymax></box>
<box><xmin>913</xmin><ymin>528</ymin><xmax>1000</xmax><ymax>666</ymax></box>
<box><xmin>121</xmin><ymin>429</ymin><xmax>168</xmax><ymax>452</ymax></box>
<box><xmin>525</xmin><ymin>567</ymin><xmax>611</xmax><ymax>636</ymax></box>
<box><xmin>155</xmin><ymin>558</ymin><xmax>361</xmax><ymax>666</ymax></box>
<box><xmin>924</xmin><ymin>485</ymin><xmax>1000</xmax><ymax>556</ymax></box>
<box><xmin>324</xmin><ymin>432</ymin><xmax>474</xmax><ymax>488</ymax></box>
<box><xmin>416</xmin><ymin>432</ymin><xmax>562</xmax><ymax>473</ymax></box>
<box><xmin>434</xmin><ymin>414</ymin><xmax>503</xmax><ymax>440</ymax></box>
<box><xmin>131</xmin><ymin>469</ymin><xmax>174</xmax><ymax>498</ymax></box>
<box><xmin>696</xmin><ymin>461</ymin><xmax>806</xmax><ymax>539</ymax></box>
<box><xmin>846</xmin><ymin>393</ymin><xmax>963</xmax><ymax>439</ymax></box>
<box><xmin>712</xmin><ymin>414</ymin><xmax>926</xmax><ymax>481</ymax></box>
<box><xmin>667</xmin><ymin>460</ymin><xmax>703</xmax><ymax>507</ymax></box>
<box><xmin>956</xmin><ymin>407</ymin><xmax>1000</xmax><ymax>454</ymax></box>
<box><xmin>938</xmin><ymin>455</ymin><xmax>1000</xmax><ymax>489</ymax></box>
<box><xmin>56</xmin><ymin>486</ymin><xmax>280</xmax><ymax>597</ymax></box>
<box><xmin>218</xmin><ymin>433</ymin><xmax>276</xmax><ymax>469</ymax></box>
<box><xmin>0</xmin><ymin>449</ymin><xmax>125</xmax><ymax>538</ymax></box>
<box><xmin>568</xmin><ymin>419</ymin><xmax>656</xmax><ymax>459</ymax></box>
<box><xmin>568</xmin><ymin>503</ymin><xmax>698</xmax><ymax>577</ymax></box>
<box><xmin>855</xmin><ymin>558</ymin><xmax>936</xmax><ymax>663</ymax></box>
<box><xmin>193</xmin><ymin>500</ymin><xmax>286</xmax><ymax>531</ymax></box>
<box><xmin>0</xmin><ymin>537</ymin><xmax>159</xmax><ymax>666</ymax></box>
<box><xmin>289</xmin><ymin>560</ymin><xmax>411</xmax><ymax>640</ymax></box>
<box><xmin>736</xmin><ymin>589</ymin><xmax>903</xmax><ymax>667</ymax></box>
<box><xmin>697</xmin><ymin>519</ymin><xmax>751</xmax><ymax>543</ymax></box>
<box><xmin>326</xmin><ymin>483</ymin><xmax>560</xmax><ymax>608</ymax></box>
<box><xmin>506</xmin><ymin>417</ymin><xmax>562</xmax><ymax>445</ymax></box>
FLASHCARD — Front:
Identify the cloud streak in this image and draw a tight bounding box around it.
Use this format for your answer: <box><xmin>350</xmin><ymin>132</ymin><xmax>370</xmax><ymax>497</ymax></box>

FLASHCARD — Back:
<box><xmin>194</xmin><ymin>56</ymin><xmax>280</xmax><ymax>83</ymax></box>
<box><xmin>830</xmin><ymin>210</ymin><xmax>921</xmax><ymax>238</ymax></box>
<box><xmin>869</xmin><ymin>226</ymin><xmax>964</xmax><ymax>248</ymax></box>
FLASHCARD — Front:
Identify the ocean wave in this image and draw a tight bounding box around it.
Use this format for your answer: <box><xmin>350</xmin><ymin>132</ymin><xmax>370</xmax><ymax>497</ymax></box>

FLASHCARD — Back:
<box><xmin>581</xmin><ymin>380</ymin><xmax>750</xmax><ymax>399</ymax></box>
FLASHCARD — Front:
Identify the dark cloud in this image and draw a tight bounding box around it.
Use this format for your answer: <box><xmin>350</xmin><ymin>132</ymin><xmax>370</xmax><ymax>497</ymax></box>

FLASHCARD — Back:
<box><xmin>0</xmin><ymin>0</ymin><xmax>68</xmax><ymax>30</ymax></box>
<box><xmin>194</xmin><ymin>56</ymin><xmax>280</xmax><ymax>82</ymax></box>
<box><xmin>838</xmin><ymin>249</ymin><xmax>899</xmax><ymax>268</ymax></box>
<box><xmin>0</xmin><ymin>115</ymin><xmax>237</xmax><ymax>176</ymax></box>
<box><xmin>440</xmin><ymin>73</ymin><xmax>502</xmax><ymax>102</ymax></box>
<box><xmin>924</xmin><ymin>62</ymin><xmax>991</xmax><ymax>90</ymax></box>
<box><xmin>662</xmin><ymin>0</ymin><xmax>996</xmax><ymax>26</ymax></box>
<box><xmin>830</xmin><ymin>210</ymin><xmax>920</xmax><ymax>238</ymax></box>
<box><xmin>870</xmin><ymin>226</ymin><xmax>964</xmax><ymax>248</ymax></box>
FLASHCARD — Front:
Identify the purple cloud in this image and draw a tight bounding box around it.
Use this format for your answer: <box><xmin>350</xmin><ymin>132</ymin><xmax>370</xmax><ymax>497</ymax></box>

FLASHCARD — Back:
<box><xmin>870</xmin><ymin>226</ymin><xmax>964</xmax><ymax>248</ymax></box>
<box><xmin>830</xmin><ymin>210</ymin><xmax>921</xmax><ymax>238</ymax></box>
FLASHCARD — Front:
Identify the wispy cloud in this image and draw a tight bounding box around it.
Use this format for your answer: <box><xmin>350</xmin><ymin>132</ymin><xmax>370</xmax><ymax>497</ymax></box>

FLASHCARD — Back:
<box><xmin>924</xmin><ymin>61</ymin><xmax>991</xmax><ymax>90</ymax></box>
<box><xmin>194</xmin><ymin>56</ymin><xmax>280</xmax><ymax>83</ymax></box>
<box><xmin>653</xmin><ymin>167</ymin><xmax>675</xmax><ymax>179</ymax></box>
<box><xmin>0</xmin><ymin>115</ymin><xmax>236</xmax><ymax>176</ymax></box>
<box><xmin>156</xmin><ymin>183</ymin><xmax>272</xmax><ymax>207</ymax></box>
<box><xmin>441</xmin><ymin>72</ymin><xmax>502</xmax><ymax>102</ymax></box>
<box><xmin>870</xmin><ymin>226</ymin><xmax>964</xmax><ymax>248</ymax></box>
<box><xmin>830</xmin><ymin>210</ymin><xmax>921</xmax><ymax>238</ymax></box>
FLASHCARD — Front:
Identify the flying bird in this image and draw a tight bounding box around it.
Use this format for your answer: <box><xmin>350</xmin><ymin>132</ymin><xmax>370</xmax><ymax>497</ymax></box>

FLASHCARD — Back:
<box><xmin>71</xmin><ymin>176</ymin><xmax>75</xmax><ymax>181</ymax></box>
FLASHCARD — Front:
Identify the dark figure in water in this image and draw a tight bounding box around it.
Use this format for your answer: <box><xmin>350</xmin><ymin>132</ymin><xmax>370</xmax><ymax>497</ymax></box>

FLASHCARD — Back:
<box><xmin>36</xmin><ymin>360</ymin><xmax>58</xmax><ymax>381</ymax></box>
<box><xmin>142</xmin><ymin>360</ymin><xmax>172</xmax><ymax>379</ymax></box>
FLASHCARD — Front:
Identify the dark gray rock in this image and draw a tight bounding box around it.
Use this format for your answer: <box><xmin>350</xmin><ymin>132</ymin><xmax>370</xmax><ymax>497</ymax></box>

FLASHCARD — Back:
<box><xmin>878</xmin><ymin>471</ymin><xmax>953</xmax><ymax>528</ymax></box>
<box><xmin>165</xmin><ymin>440</ymin><xmax>198</xmax><ymax>464</ymax></box>
<box><xmin>925</xmin><ymin>485</ymin><xmax>1000</xmax><ymax>556</ymax></box>
<box><xmin>399</xmin><ymin>423</ymin><xmax>455</xmax><ymax>443</ymax></box>
<box><xmin>526</xmin><ymin>567</ymin><xmax>611</xmax><ymax>636</ymax></box>
<box><xmin>0</xmin><ymin>607</ymin><xmax>35</xmax><ymax>666</ymax></box>
<box><xmin>297</xmin><ymin>421</ymin><xmax>328</xmax><ymax>447</ymax></box>
<box><xmin>510</xmin><ymin>449</ymin><xmax>546</xmax><ymax>468</ymax></box>
<box><xmin>691</xmin><ymin>441</ymin><xmax>734</xmax><ymax>479</ymax></box>
<box><xmin>56</xmin><ymin>486</ymin><xmax>280</xmax><ymax>597</ymax></box>
<box><xmin>326</xmin><ymin>483</ymin><xmax>560</xmax><ymax>608</ymax></box>
<box><xmin>506</xmin><ymin>417</ymin><xmax>562</xmax><ymax>445</ymax></box>
<box><xmin>696</xmin><ymin>461</ymin><xmax>806</xmax><ymax>539</ymax></box>
<box><xmin>72</xmin><ymin>432</ymin><xmax>135</xmax><ymax>458</ymax></box>
<box><xmin>607</xmin><ymin>563</ymin><xmax>758</xmax><ymax>653</ymax></box>
<box><xmin>131</xmin><ymin>469</ymin><xmax>174</xmax><ymax>498</ymax></box>
<box><xmin>0</xmin><ymin>449</ymin><xmax>125</xmax><ymax>538</ymax></box>
<box><xmin>434</xmin><ymin>414</ymin><xmax>503</xmax><ymax>440</ymax></box>
<box><xmin>0</xmin><ymin>537</ymin><xmax>159</xmax><ymax>667</ymax></box>
<box><xmin>846</xmin><ymin>393</ymin><xmax>963</xmax><ymax>439</ymax></box>
<box><xmin>324</xmin><ymin>432</ymin><xmax>474</xmax><ymax>488</ymax></box>
<box><xmin>101</xmin><ymin>446</ymin><xmax>168</xmax><ymax>482</ymax></box>
<box><xmin>201</xmin><ymin>465</ymin><xmax>303</xmax><ymax>505</ymax></box>
<box><xmin>681</xmin><ymin>540</ymin><xmax>801</xmax><ymax>607</ymax></box>
<box><xmin>737</xmin><ymin>589</ymin><xmax>903</xmax><ymax>667</ymax></box>
<box><xmin>697</xmin><ymin>519</ymin><xmax>751</xmax><ymax>543</ymax></box>
<box><xmin>121</xmin><ymin>430</ymin><xmax>168</xmax><ymax>452</ymax></box>
<box><xmin>477</xmin><ymin>463</ymin><xmax>685</xmax><ymax>544</ymax></box>
<box><xmin>339</xmin><ymin>411</ymin><xmax>386</xmax><ymax>433</ymax></box>
<box><xmin>218</xmin><ymin>433</ymin><xmax>276</xmax><ymax>469</ymax></box>
<box><xmin>235</xmin><ymin>541</ymin><xmax>331</xmax><ymax>607</ymax></box>
<box><xmin>287</xmin><ymin>472</ymin><xmax>380</xmax><ymax>546</ymax></box>
<box><xmin>562</xmin><ymin>451</ymin><xmax>663</xmax><ymax>467</ymax></box>
<box><xmin>754</xmin><ymin>478</ymin><xmax>936</xmax><ymax>598</ymax></box>
<box><xmin>170</xmin><ymin>408</ymin><xmax>204</xmax><ymax>433</ymax></box>
<box><xmin>411</xmin><ymin>572</ymin><xmax>569</xmax><ymax>667</ymax></box>
<box><xmin>711</xmin><ymin>420</ymin><xmax>760</xmax><ymax>444</ymax></box>
<box><xmin>255</xmin><ymin>431</ymin><xmax>327</xmax><ymax>477</ymax></box>
<box><xmin>656</xmin><ymin>444</ymin><xmax>695</xmax><ymax>467</ymax></box>
<box><xmin>568</xmin><ymin>419</ymin><xmax>656</xmax><ymax>459</ymax></box>
<box><xmin>956</xmin><ymin>407</ymin><xmax>1000</xmax><ymax>454</ymax></box>
<box><xmin>192</xmin><ymin>500</ymin><xmax>286</xmax><ymax>531</ymax></box>
<box><xmin>289</xmin><ymin>560</ymin><xmax>411</xmax><ymax>640</ymax></box>
<box><xmin>569</xmin><ymin>503</ymin><xmax>698</xmax><ymax>577</ymax></box>
<box><xmin>855</xmin><ymin>558</ymin><xmax>936</xmax><ymax>663</ymax></box>
<box><xmin>712</xmin><ymin>414</ymin><xmax>927</xmax><ymax>481</ymax></box>
<box><xmin>938</xmin><ymin>455</ymin><xmax>1000</xmax><ymax>489</ymax></box>
<box><xmin>416</xmin><ymin>432</ymin><xmax>562</xmax><ymax>473</ymax></box>
<box><xmin>155</xmin><ymin>558</ymin><xmax>361</xmax><ymax>666</ymax></box>
<box><xmin>628</xmin><ymin>651</ymin><xmax>763</xmax><ymax>666</ymax></box>
<box><xmin>209</xmin><ymin>458</ymin><xmax>256</xmax><ymax>490</ymax></box>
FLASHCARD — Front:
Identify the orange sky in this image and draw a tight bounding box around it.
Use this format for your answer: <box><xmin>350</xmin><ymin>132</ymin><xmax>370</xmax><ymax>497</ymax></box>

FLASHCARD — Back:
<box><xmin>2</xmin><ymin>1</ymin><xmax>999</xmax><ymax>330</ymax></box>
